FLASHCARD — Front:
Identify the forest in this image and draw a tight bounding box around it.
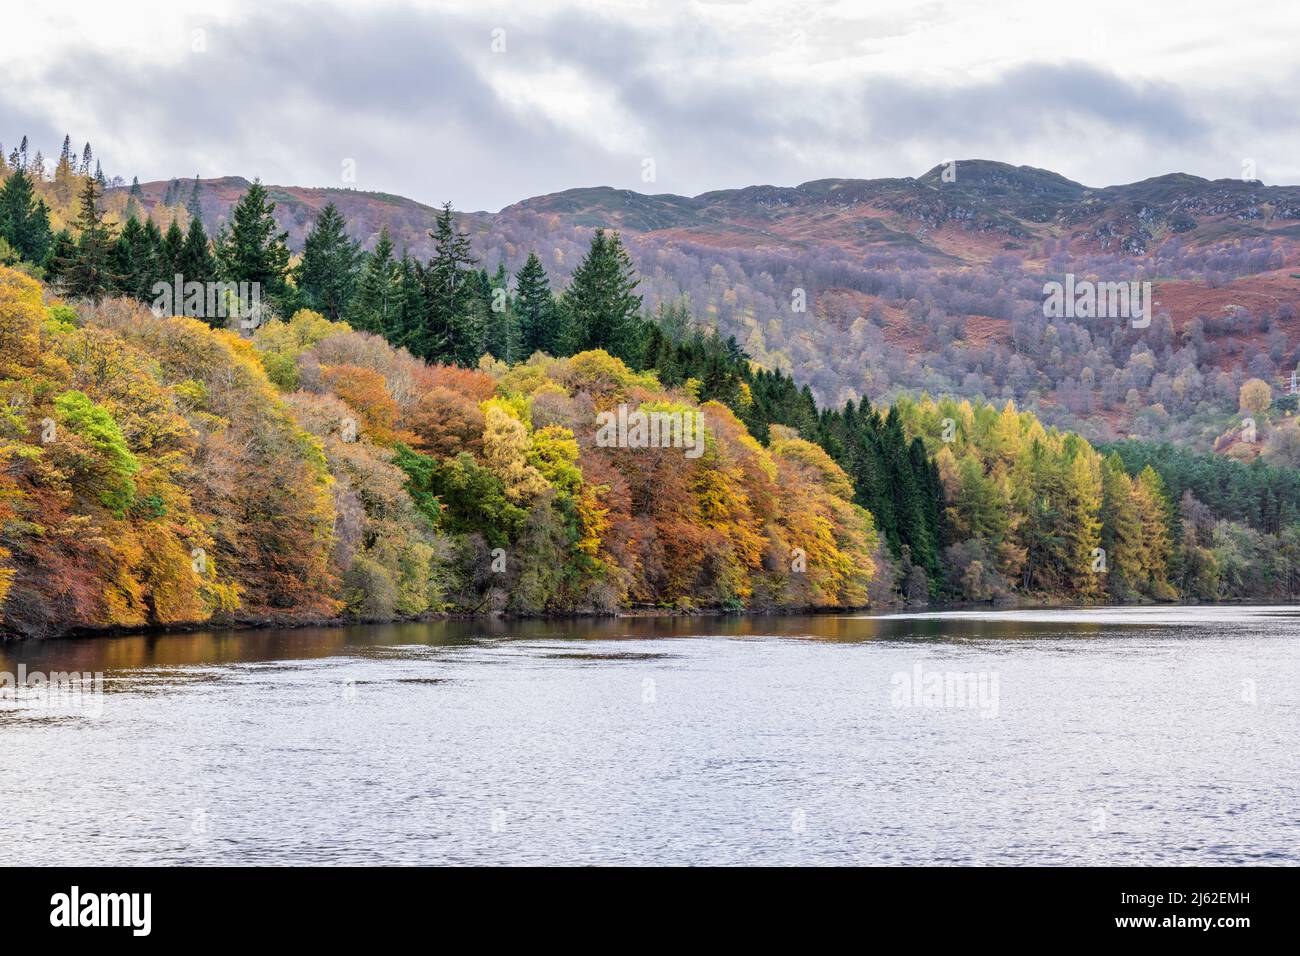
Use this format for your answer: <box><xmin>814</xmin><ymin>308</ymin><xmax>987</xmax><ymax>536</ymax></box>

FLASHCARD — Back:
<box><xmin>4</xmin><ymin>140</ymin><xmax>1300</xmax><ymax>636</ymax></box>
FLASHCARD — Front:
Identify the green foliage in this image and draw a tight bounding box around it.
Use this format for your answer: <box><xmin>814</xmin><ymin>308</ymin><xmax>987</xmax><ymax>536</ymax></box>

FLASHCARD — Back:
<box><xmin>563</xmin><ymin>228</ymin><xmax>641</xmax><ymax>359</ymax></box>
<box><xmin>215</xmin><ymin>179</ymin><xmax>291</xmax><ymax>306</ymax></box>
<box><xmin>53</xmin><ymin>389</ymin><xmax>139</xmax><ymax>514</ymax></box>
<box><xmin>296</xmin><ymin>202</ymin><xmax>362</xmax><ymax>322</ymax></box>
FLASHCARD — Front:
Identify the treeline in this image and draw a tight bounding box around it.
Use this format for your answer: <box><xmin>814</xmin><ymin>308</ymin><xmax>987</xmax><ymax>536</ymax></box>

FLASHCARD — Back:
<box><xmin>7</xmin><ymin>172</ymin><xmax>1300</xmax><ymax>635</ymax></box>
<box><xmin>0</xmin><ymin>259</ymin><xmax>886</xmax><ymax>636</ymax></box>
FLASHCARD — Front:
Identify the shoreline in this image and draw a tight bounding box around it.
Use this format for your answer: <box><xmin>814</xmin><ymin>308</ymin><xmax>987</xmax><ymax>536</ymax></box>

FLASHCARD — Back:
<box><xmin>6</xmin><ymin>594</ymin><xmax>1284</xmax><ymax>642</ymax></box>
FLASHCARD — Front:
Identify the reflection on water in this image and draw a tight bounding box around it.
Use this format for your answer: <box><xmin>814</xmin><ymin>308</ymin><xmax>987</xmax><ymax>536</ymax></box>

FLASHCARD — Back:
<box><xmin>2</xmin><ymin>607</ymin><xmax>1297</xmax><ymax>865</ymax></box>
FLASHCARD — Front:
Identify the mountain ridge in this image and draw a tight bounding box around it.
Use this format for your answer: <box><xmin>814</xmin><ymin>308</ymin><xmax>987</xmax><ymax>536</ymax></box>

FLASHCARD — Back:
<box><xmin>109</xmin><ymin>158</ymin><xmax>1300</xmax><ymax>262</ymax></box>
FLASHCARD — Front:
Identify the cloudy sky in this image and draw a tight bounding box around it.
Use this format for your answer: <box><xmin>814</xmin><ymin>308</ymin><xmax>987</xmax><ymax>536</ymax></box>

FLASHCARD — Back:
<box><xmin>2</xmin><ymin>0</ymin><xmax>1298</xmax><ymax>211</ymax></box>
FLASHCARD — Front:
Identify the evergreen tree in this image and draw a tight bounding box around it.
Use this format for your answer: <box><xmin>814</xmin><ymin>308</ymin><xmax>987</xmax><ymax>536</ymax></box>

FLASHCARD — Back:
<box><xmin>564</xmin><ymin>228</ymin><xmax>642</xmax><ymax>358</ymax></box>
<box><xmin>112</xmin><ymin>217</ymin><xmax>156</xmax><ymax>299</ymax></box>
<box><xmin>392</xmin><ymin>251</ymin><xmax>425</xmax><ymax>353</ymax></box>
<box><xmin>351</xmin><ymin>227</ymin><xmax>399</xmax><ymax>336</ymax></box>
<box><xmin>44</xmin><ymin>229</ymin><xmax>76</xmax><ymax>284</ymax></box>
<box><xmin>295</xmin><ymin>201</ymin><xmax>362</xmax><ymax>323</ymax></box>
<box><xmin>515</xmin><ymin>251</ymin><xmax>565</xmax><ymax>357</ymax></box>
<box><xmin>215</xmin><ymin>179</ymin><xmax>291</xmax><ymax>306</ymax></box>
<box><xmin>420</xmin><ymin>201</ymin><xmax>481</xmax><ymax>365</ymax></box>
<box><xmin>0</xmin><ymin>168</ymin><xmax>53</xmax><ymax>264</ymax></box>
<box><xmin>187</xmin><ymin>175</ymin><xmax>203</xmax><ymax>225</ymax></box>
<box><xmin>483</xmin><ymin>263</ymin><xmax>519</xmax><ymax>362</ymax></box>
<box><xmin>56</xmin><ymin>178</ymin><xmax>118</xmax><ymax>302</ymax></box>
<box><xmin>159</xmin><ymin>219</ymin><xmax>185</xmax><ymax>280</ymax></box>
<box><xmin>179</xmin><ymin>216</ymin><xmax>216</xmax><ymax>289</ymax></box>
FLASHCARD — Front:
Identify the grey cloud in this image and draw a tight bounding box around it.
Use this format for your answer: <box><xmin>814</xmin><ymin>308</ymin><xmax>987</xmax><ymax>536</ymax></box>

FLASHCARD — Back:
<box><xmin>0</xmin><ymin>2</ymin><xmax>1289</xmax><ymax>209</ymax></box>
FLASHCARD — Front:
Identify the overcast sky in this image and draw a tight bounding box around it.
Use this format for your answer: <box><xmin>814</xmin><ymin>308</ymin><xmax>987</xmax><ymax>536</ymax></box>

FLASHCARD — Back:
<box><xmin>2</xmin><ymin>0</ymin><xmax>1298</xmax><ymax>211</ymax></box>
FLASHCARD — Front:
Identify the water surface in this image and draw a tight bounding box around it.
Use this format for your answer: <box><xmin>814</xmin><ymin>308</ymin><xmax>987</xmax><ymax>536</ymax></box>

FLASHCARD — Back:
<box><xmin>2</xmin><ymin>607</ymin><xmax>1296</xmax><ymax>865</ymax></box>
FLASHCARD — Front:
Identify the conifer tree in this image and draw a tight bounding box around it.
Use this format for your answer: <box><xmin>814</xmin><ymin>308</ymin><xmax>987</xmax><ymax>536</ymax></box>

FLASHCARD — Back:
<box><xmin>56</xmin><ymin>177</ymin><xmax>118</xmax><ymax>302</ymax></box>
<box><xmin>112</xmin><ymin>216</ymin><xmax>156</xmax><ymax>299</ymax></box>
<box><xmin>564</xmin><ymin>228</ymin><xmax>641</xmax><ymax>358</ymax></box>
<box><xmin>295</xmin><ymin>201</ymin><xmax>361</xmax><ymax>323</ymax></box>
<box><xmin>392</xmin><ymin>251</ymin><xmax>425</xmax><ymax>353</ymax></box>
<box><xmin>351</xmin><ymin>227</ymin><xmax>399</xmax><ymax>335</ymax></box>
<box><xmin>159</xmin><ymin>219</ymin><xmax>185</xmax><ymax>280</ymax></box>
<box><xmin>420</xmin><ymin>201</ymin><xmax>481</xmax><ymax>365</ymax></box>
<box><xmin>515</xmin><ymin>251</ymin><xmax>562</xmax><ymax>356</ymax></box>
<box><xmin>483</xmin><ymin>262</ymin><xmax>519</xmax><ymax>362</ymax></box>
<box><xmin>179</xmin><ymin>215</ymin><xmax>216</xmax><ymax>289</ymax></box>
<box><xmin>187</xmin><ymin>175</ymin><xmax>203</xmax><ymax>225</ymax></box>
<box><xmin>215</xmin><ymin>179</ymin><xmax>291</xmax><ymax>306</ymax></box>
<box><xmin>0</xmin><ymin>168</ymin><xmax>53</xmax><ymax>264</ymax></box>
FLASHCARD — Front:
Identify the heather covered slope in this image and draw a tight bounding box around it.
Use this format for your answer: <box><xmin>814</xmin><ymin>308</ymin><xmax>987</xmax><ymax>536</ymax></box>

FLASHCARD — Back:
<box><xmin>90</xmin><ymin>160</ymin><xmax>1300</xmax><ymax>446</ymax></box>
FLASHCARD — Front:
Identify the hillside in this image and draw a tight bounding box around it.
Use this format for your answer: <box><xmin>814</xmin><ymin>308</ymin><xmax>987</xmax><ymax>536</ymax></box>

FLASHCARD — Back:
<box><xmin>64</xmin><ymin>160</ymin><xmax>1300</xmax><ymax>445</ymax></box>
<box><xmin>112</xmin><ymin>159</ymin><xmax>1300</xmax><ymax>263</ymax></box>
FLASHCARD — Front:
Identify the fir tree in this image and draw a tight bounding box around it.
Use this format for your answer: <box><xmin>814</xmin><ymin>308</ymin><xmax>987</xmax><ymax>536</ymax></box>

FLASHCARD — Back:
<box><xmin>159</xmin><ymin>219</ymin><xmax>185</xmax><ymax>281</ymax></box>
<box><xmin>420</xmin><ymin>201</ymin><xmax>481</xmax><ymax>365</ymax></box>
<box><xmin>57</xmin><ymin>178</ymin><xmax>118</xmax><ymax>302</ymax></box>
<box><xmin>515</xmin><ymin>251</ymin><xmax>563</xmax><ymax>356</ymax></box>
<box><xmin>295</xmin><ymin>201</ymin><xmax>362</xmax><ymax>323</ymax></box>
<box><xmin>0</xmin><ymin>168</ymin><xmax>53</xmax><ymax>264</ymax></box>
<box><xmin>179</xmin><ymin>216</ymin><xmax>216</xmax><ymax>291</ymax></box>
<box><xmin>565</xmin><ymin>228</ymin><xmax>642</xmax><ymax>358</ymax></box>
<box><xmin>187</xmin><ymin>175</ymin><xmax>203</xmax><ymax>225</ymax></box>
<box><xmin>351</xmin><ymin>227</ymin><xmax>399</xmax><ymax>336</ymax></box>
<box><xmin>483</xmin><ymin>263</ymin><xmax>519</xmax><ymax>362</ymax></box>
<box><xmin>215</xmin><ymin>179</ymin><xmax>291</xmax><ymax>306</ymax></box>
<box><xmin>112</xmin><ymin>216</ymin><xmax>156</xmax><ymax>299</ymax></box>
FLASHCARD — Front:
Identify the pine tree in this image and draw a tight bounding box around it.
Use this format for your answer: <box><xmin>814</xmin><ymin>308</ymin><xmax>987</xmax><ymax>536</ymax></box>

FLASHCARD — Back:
<box><xmin>215</xmin><ymin>179</ymin><xmax>291</xmax><ymax>306</ymax></box>
<box><xmin>420</xmin><ymin>201</ymin><xmax>481</xmax><ymax>365</ymax></box>
<box><xmin>392</xmin><ymin>251</ymin><xmax>425</xmax><ymax>353</ymax></box>
<box><xmin>0</xmin><ymin>168</ymin><xmax>54</xmax><ymax>264</ymax></box>
<box><xmin>187</xmin><ymin>175</ymin><xmax>203</xmax><ymax>225</ymax></box>
<box><xmin>79</xmin><ymin>142</ymin><xmax>92</xmax><ymax>176</ymax></box>
<box><xmin>295</xmin><ymin>201</ymin><xmax>361</xmax><ymax>323</ymax></box>
<box><xmin>179</xmin><ymin>215</ymin><xmax>216</xmax><ymax>290</ymax></box>
<box><xmin>351</xmin><ymin>227</ymin><xmax>399</xmax><ymax>335</ymax></box>
<box><xmin>515</xmin><ymin>251</ymin><xmax>563</xmax><ymax>356</ymax></box>
<box><xmin>564</xmin><ymin>228</ymin><xmax>642</xmax><ymax>357</ymax></box>
<box><xmin>44</xmin><ymin>229</ymin><xmax>76</xmax><ymax>284</ymax></box>
<box><xmin>159</xmin><ymin>219</ymin><xmax>185</xmax><ymax>281</ymax></box>
<box><xmin>94</xmin><ymin>160</ymin><xmax>106</xmax><ymax>187</ymax></box>
<box><xmin>483</xmin><ymin>263</ymin><xmax>519</xmax><ymax>362</ymax></box>
<box><xmin>112</xmin><ymin>216</ymin><xmax>156</xmax><ymax>299</ymax></box>
<box><xmin>56</xmin><ymin>178</ymin><xmax>118</xmax><ymax>302</ymax></box>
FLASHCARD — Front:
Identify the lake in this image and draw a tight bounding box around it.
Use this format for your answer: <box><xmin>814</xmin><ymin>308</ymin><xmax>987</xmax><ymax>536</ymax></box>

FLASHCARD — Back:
<box><xmin>1</xmin><ymin>606</ymin><xmax>1297</xmax><ymax>866</ymax></box>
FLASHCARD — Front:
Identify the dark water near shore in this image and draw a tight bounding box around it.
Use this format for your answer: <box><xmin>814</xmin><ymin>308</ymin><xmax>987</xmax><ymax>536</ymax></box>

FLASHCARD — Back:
<box><xmin>2</xmin><ymin>606</ymin><xmax>1297</xmax><ymax>865</ymax></box>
